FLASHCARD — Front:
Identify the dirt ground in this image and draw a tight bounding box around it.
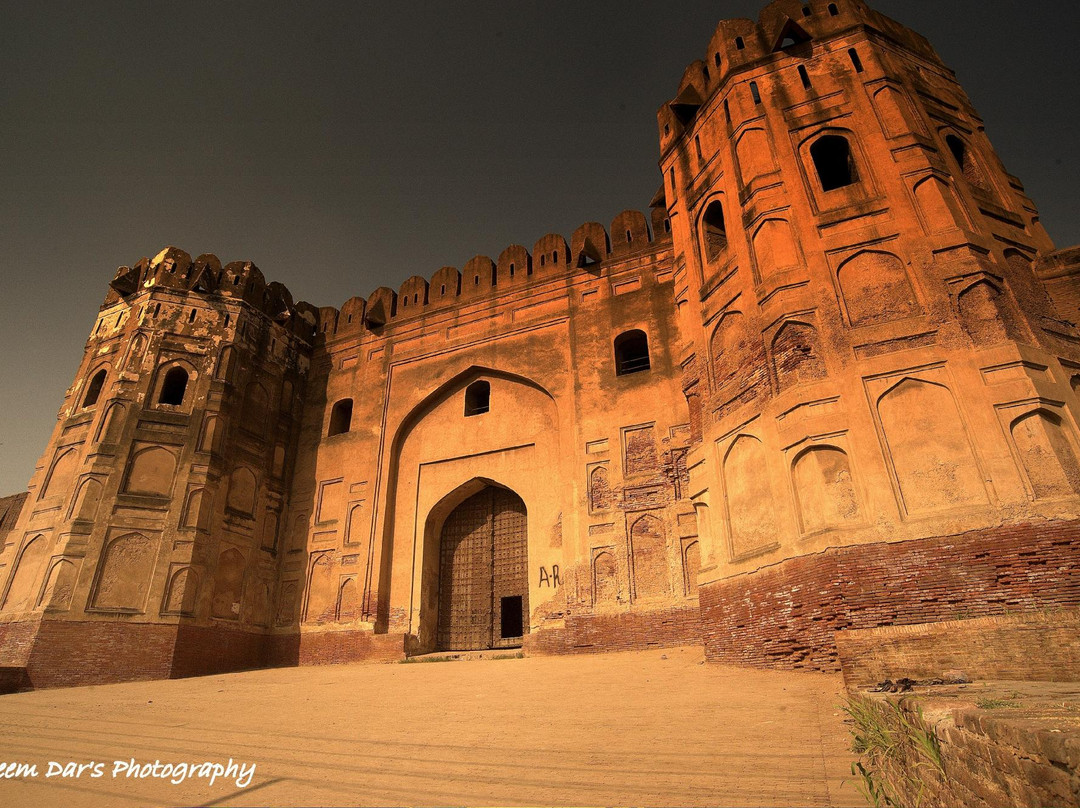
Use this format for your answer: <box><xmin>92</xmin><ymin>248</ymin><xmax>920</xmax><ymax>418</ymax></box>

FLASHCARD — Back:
<box><xmin>0</xmin><ymin>646</ymin><xmax>863</xmax><ymax>807</ymax></box>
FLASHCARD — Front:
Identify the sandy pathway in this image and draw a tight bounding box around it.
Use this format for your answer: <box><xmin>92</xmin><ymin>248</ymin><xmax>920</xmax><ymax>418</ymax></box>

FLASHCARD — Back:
<box><xmin>0</xmin><ymin>646</ymin><xmax>863</xmax><ymax>807</ymax></box>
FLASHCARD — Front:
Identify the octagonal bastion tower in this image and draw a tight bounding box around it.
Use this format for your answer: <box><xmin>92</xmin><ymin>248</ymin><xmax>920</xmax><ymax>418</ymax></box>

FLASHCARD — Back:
<box><xmin>1</xmin><ymin>0</ymin><xmax>1079</xmax><ymax>689</ymax></box>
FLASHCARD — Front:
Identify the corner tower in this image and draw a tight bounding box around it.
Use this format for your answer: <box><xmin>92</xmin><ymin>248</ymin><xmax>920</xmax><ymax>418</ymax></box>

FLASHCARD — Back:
<box><xmin>657</xmin><ymin>0</ymin><xmax>1080</xmax><ymax>668</ymax></box>
<box><xmin>0</xmin><ymin>248</ymin><xmax>314</xmax><ymax>687</ymax></box>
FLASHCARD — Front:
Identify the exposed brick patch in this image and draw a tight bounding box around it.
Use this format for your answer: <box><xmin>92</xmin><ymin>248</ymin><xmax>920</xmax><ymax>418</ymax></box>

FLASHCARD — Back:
<box><xmin>525</xmin><ymin>605</ymin><xmax>701</xmax><ymax>655</ymax></box>
<box><xmin>700</xmin><ymin>521</ymin><xmax>1080</xmax><ymax>672</ymax></box>
<box><xmin>836</xmin><ymin>610</ymin><xmax>1080</xmax><ymax>687</ymax></box>
<box><xmin>0</xmin><ymin>617</ymin><xmax>42</xmax><ymax>667</ymax></box>
<box><xmin>172</xmin><ymin>624</ymin><xmax>271</xmax><ymax>678</ymax></box>
<box><xmin>27</xmin><ymin>621</ymin><xmax>177</xmax><ymax>688</ymax></box>
<box><xmin>296</xmin><ymin>629</ymin><xmax>406</xmax><ymax>666</ymax></box>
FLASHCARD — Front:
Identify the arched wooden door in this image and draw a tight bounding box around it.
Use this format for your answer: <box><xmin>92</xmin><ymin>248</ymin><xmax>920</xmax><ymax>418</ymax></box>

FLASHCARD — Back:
<box><xmin>437</xmin><ymin>486</ymin><xmax>528</xmax><ymax>650</ymax></box>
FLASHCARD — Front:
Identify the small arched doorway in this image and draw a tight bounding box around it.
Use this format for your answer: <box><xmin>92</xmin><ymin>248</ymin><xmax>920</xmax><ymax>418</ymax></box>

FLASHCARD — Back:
<box><xmin>437</xmin><ymin>485</ymin><xmax>529</xmax><ymax>650</ymax></box>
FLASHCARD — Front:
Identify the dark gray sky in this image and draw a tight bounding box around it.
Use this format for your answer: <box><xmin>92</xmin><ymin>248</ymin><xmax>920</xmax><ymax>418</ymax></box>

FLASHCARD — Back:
<box><xmin>1</xmin><ymin>1</ymin><xmax>1077</xmax><ymax>494</ymax></box>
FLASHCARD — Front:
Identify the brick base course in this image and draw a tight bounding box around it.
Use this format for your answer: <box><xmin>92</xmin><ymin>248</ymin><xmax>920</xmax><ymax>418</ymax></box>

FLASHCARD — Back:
<box><xmin>0</xmin><ymin>620</ymin><xmax>407</xmax><ymax>691</ymax></box>
<box><xmin>296</xmin><ymin>629</ymin><xmax>406</xmax><ymax>666</ymax></box>
<box><xmin>525</xmin><ymin>604</ymin><xmax>702</xmax><ymax>655</ymax></box>
<box><xmin>27</xmin><ymin>620</ymin><xmax>177</xmax><ymax>689</ymax></box>
<box><xmin>700</xmin><ymin>520</ymin><xmax>1080</xmax><ymax>672</ymax></box>
<box><xmin>836</xmin><ymin>610</ymin><xmax>1080</xmax><ymax>687</ymax></box>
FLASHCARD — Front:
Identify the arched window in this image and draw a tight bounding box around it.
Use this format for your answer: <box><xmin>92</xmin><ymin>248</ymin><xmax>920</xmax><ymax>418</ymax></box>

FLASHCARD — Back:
<box><xmin>158</xmin><ymin>367</ymin><xmax>189</xmax><ymax>405</ymax></box>
<box><xmin>828</xmin><ymin>3</ymin><xmax>839</xmax><ymax>15</ymax></box>
<box><xmin>82</xmin><ymin>369</ymin><xmax>106</xmax><ymax>408</ymax></box>
<box><xmin>810</xmin><ymin>134</ymin><xmax>857</xmax><ymax>190</ymax></box>
<box><xmin>328</xmin><ymin>399</ymin><xmax>353</xmax><ymax>436</ymax></box>
<box><xmin>464</xmin><ymin>381</ymin><xmax>490</xmax><ymax>417</ymax></box>
<box><xmin>945</xmin><ymin>134</ymin><xmax>989</xmax><ymax>190</ymax></box>
<box><xmin>702</xmin><ymin>201</ymin><xmax>728</xmax><ymax>261</ymax></box>
<box><xmin>614</xmin><ymin>330</ymin><xmax>651</xmax><ymax>376</ymax></box>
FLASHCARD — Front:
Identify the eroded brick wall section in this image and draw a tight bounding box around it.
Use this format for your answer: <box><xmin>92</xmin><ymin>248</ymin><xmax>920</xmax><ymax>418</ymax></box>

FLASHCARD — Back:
<box><xmin>296</xmin><ymin>630</ymin><xmax>406</xmax><ymax>666</ymax></box>
<box><xmin>171</xmin><ymin>625</ymin><xmax>271</xmax><ymax>679</ymax></box>
<box><xmin>526</xmin><ymin>606</ymin><xmax>701</xmax><ymax>655</ymax></box>
<box><xmin>0</xmin><ymin>618</ymin><xmax>41</xmax><ymax>668</ymax></box>
<box><xmin>836</xmin><ymin>610</ymin><xmax>1080</xmax><ymax>687</ymax></box>
<box><xmin>700</xmin><ymin>521</ymin><xmax>1080</xmax><ymax>672</ymax></box>
<box><xmin>26</xmin><ymin>622</ymin><xmax>177</xmax><ymax>689</ymax></box>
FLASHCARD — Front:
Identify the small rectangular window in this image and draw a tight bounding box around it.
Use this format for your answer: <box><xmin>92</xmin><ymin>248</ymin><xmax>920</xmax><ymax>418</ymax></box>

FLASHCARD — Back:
<box><xmin>750</xmin><ymin>81</ymin><xmax>762</xmax><ymax>104</ymax></box>
<box><xmin>849</xmin><ymin>48</ymin><xmax>864</xmax><ymax>73</ymax></box>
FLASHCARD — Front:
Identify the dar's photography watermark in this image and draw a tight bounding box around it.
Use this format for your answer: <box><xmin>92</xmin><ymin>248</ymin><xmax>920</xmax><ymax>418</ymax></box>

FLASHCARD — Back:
<box><xmin>0</xmin><ymin>758</ymin><xmax>256</xmax><ymax>788</ymax></box>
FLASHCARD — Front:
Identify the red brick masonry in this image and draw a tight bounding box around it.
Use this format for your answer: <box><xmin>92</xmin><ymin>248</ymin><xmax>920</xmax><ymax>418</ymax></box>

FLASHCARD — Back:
<box><xmin>699</xmin><ymin>520</ymin><xmax>1080</xmax><ymax>672</ymax></box>
<box><xmin>835</xmin><ymin>610</ymin><xmax>1080</xmax><ymax>687</ymax></box>
<box><xmin>525</xmin><ymin>605</ymin><xmax>702</xmax><ymax>655</ymax></box>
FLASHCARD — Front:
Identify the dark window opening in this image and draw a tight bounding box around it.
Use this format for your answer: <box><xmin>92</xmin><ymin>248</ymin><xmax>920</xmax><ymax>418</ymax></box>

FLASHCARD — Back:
<box><xmin>540</xmin><ymin>254</ymin><xmax>546</xmax><ymax>267</ymax></box>
<box><xmin>159</xmin><ymin>367</ymin><xmax>189</xmax><ymax>406</ymax></box>
<box><xmin>474</xmin><ymin>275</ymin><xmax>479</xmax><ymax>285</ymax></box>
<box><xmin>328</xmin><ymin>398</ymin><xmax>353</xmax><ymax>436</ymax></box>
<box><xmin>414</xmin><ymin>294</ymin><xmax>418</xmax><ymax>303</ymax></box>
<box><xmin>946</xmin><ymin>134</ymin><xmax>965</xmax><ymax>167</ymax></box>
<box><xmin>735</xmin><ymin>36</ymin><xmax>745</xmax><ymax>50</ymax></box>
<box><xmin>799</xmin><ymin>65</ymin><xmax>812</xmax><ymax>89</ymax></box>
<box><xmin>714</xmin><ymin>52</ymin><xmax>721</xmax><ymax>67</ymax></box>
<box><xmin>188</xmin><ymin>308</ymin><xmax>197</xmax><ymax>323</ymax></box>
<box><xmin>614</xmin><ymin>330</ymin><xmax>651</xmax><ymax>376</ymax></box>
<box><xmin>802</xmin><ymin>5</ymin><xmax>812</xmax><ymax>16</ymax></box>
<box><xmin>724</xmin><ymin>98</ymin><xmax>731</xmax><ymax>124</ymax></box>
<box><xmin>695</xmin><ymin>136</ymin><xmax>703</xmax><ymax>160</ymax></box>
<box><xmin>402</xmin><ymin>297</ymin><xmax>408</xmax><ymax>308</ymax></box>
<box><xmin>664</xmin><ymin>218</ymin><xmax>671</xmax><ymax>233</ymax></box>
<box><xmin>464</xmin><ymin>381</ymin><xmax>490</xmax><ymax>417</ymax></box>
<box><xmin>849</xmin><ymin>48</ymin><xmax>863</xmax><ymax>73</ymax></box>
<box><xmin>946</xmin><ymin>134</ymin><xmax>989</xmax><ymax>190</ymax></box>
<box><xmin>702</xmin><ymin>201</ymin><xmax>728</xmax><ymax>261</ymax></box>
<box><xmin>750</xmin><ymin>81</ymin><xmax>761</xmax><ymax>104</ymax></box>
<box><xmin>500</xmin><ymin>596</ymin><xmax>524</xmax><ymax>639</ymax></box>
<box><xmin>552</xmin><ymin>251</ymin><xmax>558</xmax><ymax>264</ymax></box>
<box><xmin>811</xmin><ymin>134</ymin><xmax>857</xmax><ymax>190</ymax></box>
<box><xmin>232</xmin><ymin>275</ymin><xmax>240</xmax><ymax>285</ymax></box>
<box><xmin>82</xmin><ymin>369</ymin><xmax>106</xmax><ymax>408</ymax></box>
<box><xmin>626</xmin><ymin>229</ymin><xmax>633</xmax><ymax>243</ymax></box>
<box><xmin>441</xmin><ymin>284</ymin><xmax>446</xmax><ymax>295</ymax></box>
<box><xmin>224</xmin><ymin>313</ymin><xmax>230</xmax><ymax>328</ymax></box>
<box><xmin>664</xmin><ymin>124</ymin><xmax>670</xmax><ymax>135</ymax></box>
<box><xmin>509</xmin><ymin>262</ymin><xmax>515</xmax><ymax>277</ymax></box>
<box><xmin>828</xmin><ymin>3</ymin><xmax>839</xmax><ymax>15</ymax></box>
<box><xmin>702</xmin><ymin>65</ymin><xmax>710</xmax><ymax>83</ymax></box>
<box><xmin>153</xmin><ymin>303</ymin><xmax>161</xmax><ymax>317</ymax></box>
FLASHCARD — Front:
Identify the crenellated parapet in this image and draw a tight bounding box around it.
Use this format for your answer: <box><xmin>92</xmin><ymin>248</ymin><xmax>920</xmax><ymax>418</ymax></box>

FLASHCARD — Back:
<box><xmin>308</xmin><ymin>209</ymin><xmax>672</xmax><ymax>340</ymax></box>
<box><xmin>105</xmin><ymin>246</ymin><xmax>319</xmax><ymax>343</ymax></box>
<box><xmin>308</xmin><ymin>209</ymin><xmax>669</xmax><ymax>339</ymax></box>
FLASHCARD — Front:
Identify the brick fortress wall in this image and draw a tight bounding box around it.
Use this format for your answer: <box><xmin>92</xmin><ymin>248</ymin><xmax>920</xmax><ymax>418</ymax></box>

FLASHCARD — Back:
<box><xmin>699</xmin><ymin>520</ymin><xmax>1080</xmax><ymax>672</ymax></box>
